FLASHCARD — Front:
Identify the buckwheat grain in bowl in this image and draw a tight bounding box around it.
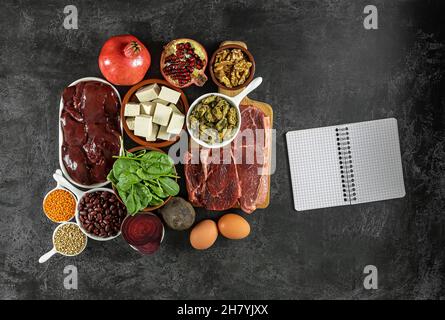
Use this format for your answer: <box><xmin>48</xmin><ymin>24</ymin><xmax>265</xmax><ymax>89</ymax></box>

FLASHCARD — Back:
<box><xmin>53</xmin><ymin>223</ymin><xmax>87</xmax><ymax>256</ymax></box>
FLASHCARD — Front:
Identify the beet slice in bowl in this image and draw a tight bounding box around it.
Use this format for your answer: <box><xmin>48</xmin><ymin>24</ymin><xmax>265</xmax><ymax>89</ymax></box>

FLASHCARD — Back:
<box><xmin>135</xmin><ymin>241</ymin><xmax>161</xmax><ymax>255</ymax></box>
<box><xmin>121</xmin><ymin>214</ymin><xmax>163</xmax><ymax>248</ymax></box>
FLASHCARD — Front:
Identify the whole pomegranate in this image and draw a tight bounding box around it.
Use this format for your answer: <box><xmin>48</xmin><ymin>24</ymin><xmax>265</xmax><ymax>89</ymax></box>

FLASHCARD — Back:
<box><xmin>99</xmin><ymin>35</ymin><xmax>151</xmax><ymax>86</ymax></box>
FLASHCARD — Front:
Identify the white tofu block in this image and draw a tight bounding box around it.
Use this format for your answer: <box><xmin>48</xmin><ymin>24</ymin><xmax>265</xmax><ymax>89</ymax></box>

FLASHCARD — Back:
<box><xmin>140</xmin><ymin>102</ymin><xmax>155</xmax><ymax>115</ymax></box>
<box><xmin>153</xmin><ymin>103</ymin><xmax>172</xmax><ymax>126</ymax></box>
<box><xmin>135</xmin><ymin>83</ymin><xmax>160</xmax><ymax>102</ymax></box>
<box><xmin>126</xmin><ymin>117</ymin><xmax>135</xmax><ymax>130</ymax></box>
<box><xmin>166</xmin><ymin>112</ymin><xmax>185</xmax><ymax>135</ymax></box>
<box><xmin>157</xmin><ymin>125</ymin><xmax>172</xmax><ymax>141</ymax></box>
<box><xmin>146</xmin><ymin>123</ymin><xmax>159</xmax><ymax>142</ymax></box>
<box><xmin>134</xmin><ymin>115</ymin><xmax>153</xmax><ymax>138</ymax></box>
<box><xmin>124</xmin><ymin>103</ymin><xmax>140</xmax><ymax>117</ymax></box>
<box><xmin>168</xmin><ymin>103</ymin><xmax>183</xmax><ymax>115</ymax></box>
<box><xmin>152</xmin><ymin>98</ymin><xmax>170</xmax><ymax>105</ymax></box>
<box><xmin>158</xmin><ymin>86</ymin><xmax>181</xmax><ymax>104</ymax></box>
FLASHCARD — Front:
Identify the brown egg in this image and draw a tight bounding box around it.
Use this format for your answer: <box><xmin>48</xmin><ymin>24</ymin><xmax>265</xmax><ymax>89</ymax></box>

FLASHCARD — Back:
<box><xmin>218</xmin><ymin>214</ymin><xmax>250</xmax><ymax>240</ymax></box>
<box><xmin>190</xmin><ymin>219</ymin><xmax>218</xmax><ymax>250</ymax></box>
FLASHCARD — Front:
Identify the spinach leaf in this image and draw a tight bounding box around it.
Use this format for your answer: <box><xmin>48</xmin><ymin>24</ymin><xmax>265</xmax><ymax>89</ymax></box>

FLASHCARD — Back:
<box><xmin>134</xmin><ymin>183</ymin><xmax>152</xmax><ymax>209</ymax></box>
<box><xmin>113</xmin><ymin>158</ymin><xmax>140</xmax><ymax>178</ymax></box>
<box><xmin>108</xmin><ymin>150</ymin><xmax>177</xmax><ymax>213</ymax></box>
<box><xmin>147</xmin><ymin>180</ymin><xmax>168</xmax><ymax>198</ymax></box>
<box><xmin>116</xmin><ymin>172</ymin><xmax>140</xmax><ymax>192</ymax></box>
<box><xmin>148</xmin><ymin>193</ymin><xmax>164</xmax><ymax>206</ymax></box>
<box><xmin>107</xmin><ymin>170</ymin><xmax>118</xmax><ymax>185</ymax></box>
<box><xmin>158</xmin><ymin>177</ymin><xmax>180</xmax><ymax>196</ymax></box>
<box><xmin>136</xmin><ymin>168</ymin><xmax>156</xmax><ymax>181</ymax></box>
<box><xmin>122</xmin><ymin>188</ymin><xmax>137</xmax><ymax>215</ymax></box>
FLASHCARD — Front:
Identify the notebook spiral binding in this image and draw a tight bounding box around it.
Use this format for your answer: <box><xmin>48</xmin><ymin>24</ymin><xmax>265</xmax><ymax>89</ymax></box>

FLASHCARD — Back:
<box><xmin>336</xmin><ymin>127</ymin><xmax>357</xmax><ymax>203</ymax></box>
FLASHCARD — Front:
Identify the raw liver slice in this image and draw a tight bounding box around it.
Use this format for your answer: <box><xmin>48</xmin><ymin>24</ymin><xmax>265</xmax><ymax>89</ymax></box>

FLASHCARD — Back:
<box><xmin>62</xmin><ymin>144</ymin><xmax>91</xmax><ymax>185</ymax></box>
<box><xmin>60</xmin><ymin>110</ymin><xmax>86</xmax><ymax>146</ymax></box>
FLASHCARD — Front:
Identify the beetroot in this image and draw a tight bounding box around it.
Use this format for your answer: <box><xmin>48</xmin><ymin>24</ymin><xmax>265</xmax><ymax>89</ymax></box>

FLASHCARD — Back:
<box><xmin>121</xmin><ymin>214</ymin><xmax>163</xmax><ymax>254</ymax></box>
<box><xmin>135</xmin><ymin>241</ymin><xmax>160</xmax><ymax>255</ymax></box>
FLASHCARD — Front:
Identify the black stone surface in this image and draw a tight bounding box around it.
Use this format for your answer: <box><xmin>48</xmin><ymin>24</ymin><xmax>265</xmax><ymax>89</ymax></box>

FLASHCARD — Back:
<box><xmin>0</xmin><ymin>0</ymin><xmax>444</xmax><ymax>300</ymax></box>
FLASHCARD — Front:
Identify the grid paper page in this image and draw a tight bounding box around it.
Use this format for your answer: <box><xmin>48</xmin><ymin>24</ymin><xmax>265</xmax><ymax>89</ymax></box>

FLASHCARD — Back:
<box><xmin>286</xmin><ymin>118</ymin><xmax>405</xmax><ymax>212</ymax></box>
<box><xmin>348</xmin><ymin>118</ymin><xmax>405</xmax><ymax>204</ymax></box>
<box><xmin>286</xmin><ymin>127</ymin><xmax>344</xmax><ymax>211</ymax></box>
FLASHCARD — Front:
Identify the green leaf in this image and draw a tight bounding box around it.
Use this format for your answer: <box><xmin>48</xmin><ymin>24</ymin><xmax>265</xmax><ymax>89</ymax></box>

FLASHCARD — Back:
<box><xmin>107</xmin><ymin>170</ymin><xmax>118</xmax><ymax>185</ymax></box>
<box><xmin>116</xmin><ymin>173</ymin><xmax>140</xmax><ymax>192</ymax></box>
<box><xmin>147</xmin><ymin>180</ymin><xmax>168</xmax><ymax>198</ymax></box>
<box><xmin>148</xmin><ymin>193</ymin><xmax>164</xmax><ymax>206</ymax></box>
<box><xmin>136</xmin><ymin>168</ymin><xmax>156</xmax><ymax>180</ymax></box>
<box><xmin>122</xmin><ymin>188</ymin><xmax>137</xmax><ymax>215</ymax></box>
<box><xmin>158</xmin><ymin>177</ymin><xmax>180</xmax><ymax>196</ymax></box>
<box><xmin>113</xmin><ymin>159</ymin><xmax>140</xmax><ymax>178</ymax></box>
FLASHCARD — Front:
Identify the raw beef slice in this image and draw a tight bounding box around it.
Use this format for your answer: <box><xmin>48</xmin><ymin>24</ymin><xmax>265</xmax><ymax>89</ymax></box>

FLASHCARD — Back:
<box><xmin>235</xmin><ymin>105</ymin><xmax>269</xmax><ymax>213</ymax></box>
<box><xmin>185</xmin><ymin>148</ymin><xmax>241</xmax><ymax>211</ymax></box>
<box><xmin>184</xmin><ymin>105</ymin><xmax>271</xmax><ymax>213</ymax></box>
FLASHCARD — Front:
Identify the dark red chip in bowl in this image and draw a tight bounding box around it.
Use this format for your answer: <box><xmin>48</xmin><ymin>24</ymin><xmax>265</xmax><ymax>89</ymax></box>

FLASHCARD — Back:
<box><xmin>135</xmin><ymin>241</ymin><xmax>160</xmax><ymax>255</ymax></box>
<box><xmin>121</xmin><ymin>214</ymin><xmax>163</xmax><ymax>253</ymax></box>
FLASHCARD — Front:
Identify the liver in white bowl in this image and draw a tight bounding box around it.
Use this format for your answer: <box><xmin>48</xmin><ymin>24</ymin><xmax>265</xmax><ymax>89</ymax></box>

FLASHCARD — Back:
<box><xmin>58</xmin><ymin>77</ymin><xmax>123</xmax><ymax>189</ymax></box>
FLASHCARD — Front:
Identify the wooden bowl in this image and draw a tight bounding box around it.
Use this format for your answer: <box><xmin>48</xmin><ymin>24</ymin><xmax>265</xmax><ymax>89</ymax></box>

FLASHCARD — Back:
<box><xmin>209</xmin><ymin>44</ymin><xmax>256</xmax><ymax>91</ymax></box>
<box><xmin>121</xmin><ymin>79</ymin><xmax>189</xmax><ymax>148</ymax></box>
<box><xmin>112</xmin><ymin>146</ymin><xmax>176</xmax><ymax>212</ymax></box>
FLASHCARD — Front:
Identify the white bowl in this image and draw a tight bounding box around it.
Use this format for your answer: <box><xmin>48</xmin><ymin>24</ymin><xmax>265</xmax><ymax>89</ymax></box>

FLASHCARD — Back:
<box><xmin>124</xmin><ymin>213</ymin><xmax>166</xmax><ymax>253</ymax></box>
<box><xmin>58</xmin><ymin>77</ymin><xmax>122</xmax><ymax>189</ymax></box>
<box><xmin>74</xmin><ymin>187</ymin><xmax>123</xmax><ymax>242</ymax></box>
<box><xmin>186</xmin><ymin>93</ymin><xmax>242</xmax><ymax>149</ymax></box>
<box><xmin>186</xmin><ymin>77</ymin><xmax>263</xmax><ymax>149</ymax></box>
<box><xmin>38</xmin><ymin>221</ymin><xmax>88</xmax><ymax>263</ymax></box>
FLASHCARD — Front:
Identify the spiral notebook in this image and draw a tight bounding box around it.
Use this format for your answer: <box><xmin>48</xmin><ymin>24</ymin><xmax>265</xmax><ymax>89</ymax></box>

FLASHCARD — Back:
<box><xmin>286</xmin><ymin>118</ymin><xmax>405</xmax><ymax>211</ymax></box>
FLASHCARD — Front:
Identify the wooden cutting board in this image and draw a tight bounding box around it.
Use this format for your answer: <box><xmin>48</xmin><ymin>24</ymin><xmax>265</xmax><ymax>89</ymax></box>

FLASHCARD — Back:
<box><xmin>218</xmin><ymin>41</ymin><xmax>273</xmax><ymax>210</ymax></box>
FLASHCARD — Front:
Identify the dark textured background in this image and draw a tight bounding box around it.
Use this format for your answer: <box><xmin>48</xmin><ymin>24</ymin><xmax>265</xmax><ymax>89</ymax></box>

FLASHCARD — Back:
<box><xmin>1</xmin><ymin>0</ymin><xmax>444</xmax><ymax>300</ymax></box>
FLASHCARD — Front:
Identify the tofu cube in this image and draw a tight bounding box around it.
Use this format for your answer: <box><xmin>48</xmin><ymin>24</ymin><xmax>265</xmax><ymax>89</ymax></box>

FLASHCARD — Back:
<box><xmin>152</xmin><ymin>98</ymin><xmax>170</xmax><ymax>106</ymax></box>
<box><xmin>167</xmin><ymin>112</ymin><xmax>185</xmax><ymax>135</ymax></box>
<box><xmin>146</xmin><ymin>123</ymin><xmax>159</xmax><ymax>142</ymax></box>
<box><xmin>135</xmin><ymin>83</ymin><xmax>160</xmax><ymax>102</ymax></box>
<box><xmin>126</xmin><ymin>117</ymin><xmax>135</xmax><ymax>130</ymax></box>
<box><xmin>140</xmin><ymin>102</ymin><xmax>155</xmax><ymax>115</ymax></box>
<box><xmin>158</xmin><ymin>86</ymin><xmax>181</xmax><ymax>104</ymax></box>
<box><xmin>168</xmin><ymin>103</ymin><xmax>183</xmax><ymax>115</ymax></box>
<box><xmin>153</xmin><ymin>103</ymin><xmax>172</xmax><ymax>126</ymax></box>
<box><xmin>157</xmin><ymin>125</ymin><xmax>172</xmax><ymax>141</ymax></box>
<box><xmin>134</xmin><ymin>115</ymin><xmax>153</xmax><ymax>138</ymax></box>
<box><xmin>124</xmin><ymin>103</ymin><xmax>140</xmax><ymax>117</ymax></box>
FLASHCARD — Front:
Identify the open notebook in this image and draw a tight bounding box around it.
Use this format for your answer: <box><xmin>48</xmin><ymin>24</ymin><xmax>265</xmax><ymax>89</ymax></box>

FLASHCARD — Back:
<box><xmin>286</xmin><ymin>118</ymin><xmax>405</xmax><ymax>211</ymax></box>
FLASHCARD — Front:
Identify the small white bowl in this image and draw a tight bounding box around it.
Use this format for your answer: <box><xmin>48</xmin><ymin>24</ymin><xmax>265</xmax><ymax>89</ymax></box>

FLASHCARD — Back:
<box><xmin>42</xmin><ymin>187</ymin><xmax>76</xmax><ymax>223</ymax></box>
<box><xmin>58</xmin><ymin>76</ymin><xmax>122</xmax><ymax>189</ymax></box>
<box><xmin>123</xmin><ymin>213</ymin><xmax>166</xmax><ymax>253</ymax></box>
<box><xmin>39</xmin><ymin>222</ymin><xmax>88</xmax><ymax>263</ymax></box>
<box><xmin>74</xmin><ymin>187</ymin><xmax>123</xmax><ymax>242</ymax></box>
<box><xmin>186</xmin><ymin>77</ymin><xmax>262</xmax><ymax>149</ymax></box>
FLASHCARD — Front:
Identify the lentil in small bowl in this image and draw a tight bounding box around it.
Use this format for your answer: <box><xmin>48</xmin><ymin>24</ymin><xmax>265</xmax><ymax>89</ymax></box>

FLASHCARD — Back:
<box><xmin>42</xmin><ymin>187</ymin><xmax>77</xmax><ymax>223</ymax></box>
